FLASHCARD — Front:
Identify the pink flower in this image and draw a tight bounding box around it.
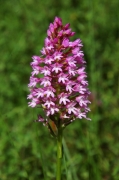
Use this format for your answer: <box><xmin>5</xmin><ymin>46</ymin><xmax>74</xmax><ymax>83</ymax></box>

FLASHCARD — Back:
<box><xmin>44</xmin><ymin>87</ymin><xmax>55</xmax><ymax>98</ymax></box>
<box><xmin>66</xmin><ymin>102</ymin><xmax>78</xmax><ymax>114</ymax></box>
<box><xmin>31</xmin><ymin>56</ymin><xmax>43</xmax><ymax>66</ymax></box>
<box><xmin>53</xmin><ymin>52</ymin><xmax>63</xmax><ymax>60</ymax></box>
<box><xmin>66</xmin><ymin>57</ymin><xmax>76</xmax><ymax>67</ymax></box>
<box><xmin>28</xmin><ymin>98</ymin><xmax>40</xmax><ymax>107</ymax></box>
<box><xmin>67</xmin><ymin>67</ymin><xmax>76</xmax><ymax>76</ymax></box>
<box><xmin>52</xmin><ymin>63</ymin><xmax>62</xmax><ymax>73</ymax></box>
<box><xmin>44</xmin><ymin>100</ymin><xmax>55</xmax><ymax>108</ymax></box>
<box><xmin>28</xmin><ymin>17</ymin><xmax>91</xmax><ymax>128</ymax></box>
<box><xmin>45</xmin><ymin>56</ymin><xmax>54</xmax><ymax>64</ymax></box>
<box><xmin>59</xmin><ymin>93</ymin><xmax>70</xmax><ymax>105</ymax></box>
<box><xmin>35</xmin><ymin>88</ymin><xmax>44</xmax><ymax>98</ymax></box>
<box><xmin>28</xmin><ymin>77</ymin><xmax>39</xmax><ymax>87</ymax></box>
<box><xmin>65</xmin><ymin>81</ymin><xmax>75</xmax><ymax>93</ymax></box>
<box><xmin>40</xmin><ymin>77</ymin><xmax>51</xmax><ymax>87</ymax></box>
<box><xmin>47</xmin><ymin>107</ymin><xmax>59</xmax><ymax>116</ymax></box>
<box><xmin>31</xmin><ymin>66</ymin><xmax>41</xmax><ymax>76</ymax></box>
<box><xmin>41</xmin><ymin>66</ymin><xmax>51</xmax><ymax>76</ymax></box>
<box><xmin>58</xmin><ymin>73</ymin><xmax>68</xmax><ymax>84</ymax></box>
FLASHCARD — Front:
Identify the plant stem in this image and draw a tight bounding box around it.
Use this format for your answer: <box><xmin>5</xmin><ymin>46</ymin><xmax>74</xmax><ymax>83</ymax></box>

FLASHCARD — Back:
<box><xmin>56</xmin><ymin>128</ymin><xmax>63</xmax><ymax>180</ymax></box>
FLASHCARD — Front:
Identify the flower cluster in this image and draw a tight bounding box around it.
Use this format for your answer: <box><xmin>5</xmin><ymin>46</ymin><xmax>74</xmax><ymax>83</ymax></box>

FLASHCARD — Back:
<box><xmin>28</xmin><ymin>17</ymin><xmax>91</xmax><ymax>127</ymax></box>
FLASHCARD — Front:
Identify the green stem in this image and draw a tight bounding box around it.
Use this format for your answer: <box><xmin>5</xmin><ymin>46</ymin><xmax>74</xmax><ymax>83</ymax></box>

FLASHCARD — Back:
<box><xmin>56</xmin><ymin>128</ymin><xmax>63</xmax><ymax>180</ymax></box>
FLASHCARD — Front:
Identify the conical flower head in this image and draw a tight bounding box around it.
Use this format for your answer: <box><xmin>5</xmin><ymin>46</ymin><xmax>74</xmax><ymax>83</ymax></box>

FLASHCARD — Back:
<box><xmin>28</xmin><ymin>17</ymin><xmax>91</xmax><ymax>129</ymax></box>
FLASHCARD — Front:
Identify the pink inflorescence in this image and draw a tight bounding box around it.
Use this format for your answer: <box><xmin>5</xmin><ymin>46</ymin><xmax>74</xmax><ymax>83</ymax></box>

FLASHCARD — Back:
<box><xmin>28</xmin><ymin>17</ymin><xmax>91</xmax><ymax>126</ymax></box>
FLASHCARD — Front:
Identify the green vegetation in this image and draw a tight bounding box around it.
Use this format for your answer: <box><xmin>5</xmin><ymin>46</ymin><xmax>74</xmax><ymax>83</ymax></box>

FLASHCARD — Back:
<box><xmin>0</xmin><ymin>0</ymin><xmax>119</xmax><ymax>179</ymax></box>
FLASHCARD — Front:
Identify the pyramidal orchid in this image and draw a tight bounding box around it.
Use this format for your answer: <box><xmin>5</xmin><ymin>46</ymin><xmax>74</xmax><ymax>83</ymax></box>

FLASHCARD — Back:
<box><xmin>27</xmin><ymin>17</ymin><xmax>91</xmax><ymax>180</ymax></box>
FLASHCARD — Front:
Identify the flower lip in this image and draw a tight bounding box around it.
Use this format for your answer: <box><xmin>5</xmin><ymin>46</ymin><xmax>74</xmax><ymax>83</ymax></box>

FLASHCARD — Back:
<box><xmin>44</xmin><ymin>100</ymin><xmax>55</xmax><ymax>108</ymax></box>
<box><xmin>40</xmin><ymin>66</ymin><xmax>51</xmax><ymax>76</ymax></box>
<box><xmin>44</xmin><ymin>86</ymin><xmax>55</xmax><ymax>98</ymax></box>
<box><xmin>47</xmin><ymin>106</ymin><xmax>59</xmax><ymax>116</ymax></box>
<box><xmin>51</xmin><ymin>63</ymin><xmax>63</xmax><ymax>73</ymax></box>
<box><xmin>58</xmin><ymin>73</ymin><xmax>68</xmax><ymax>84</ymax></box>
<box><xmin>34</xmin><ymin>88</ymin><xmax>44</xmax><ymax>98</ymax></box>
<box><xmin>28</xmin><ymin>98</ymin><xmax>40</xmax><ymax>107</ymax></box>
<box><xmin>45</xmin><ymin>56</ymin><xmax>55</xmax><ymax>64</ymax></box>
<box><xmin>28</xmin><ymin>77</ymin><xmax>40</xmax><ymax>87</ymax></box>
<box><xmin>66</xmin><ymin>101</ymin><xmax>78</xmax><ymax>115</ymax></box>
<box><xmin>40</xmin><ymin>77</ymin><xmax>52</xmax><ymax>87</ymax></box>
<box><xmin>53</xmin><ymin>51</ymin><xmax>63</xmax><ymax>60</ymax></box>
<box><xmin>58</xmin><ymin>92</ymin><xmax>70</xmax><ymax>105</ymax></box>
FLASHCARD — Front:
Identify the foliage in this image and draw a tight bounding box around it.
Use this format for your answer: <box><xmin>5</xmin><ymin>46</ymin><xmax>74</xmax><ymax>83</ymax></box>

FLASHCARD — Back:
<box><xmin>0</xmin><ymin>0</ymin><xmax>119</xmax><ymax>179</ymax></box>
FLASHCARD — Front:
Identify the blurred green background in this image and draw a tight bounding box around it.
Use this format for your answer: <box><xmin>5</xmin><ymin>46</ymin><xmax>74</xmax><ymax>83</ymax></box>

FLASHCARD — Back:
<box><xmin>0</xmin><ymin>0</ymin><xmax>119</xmax><ymax>180</ymax></box>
